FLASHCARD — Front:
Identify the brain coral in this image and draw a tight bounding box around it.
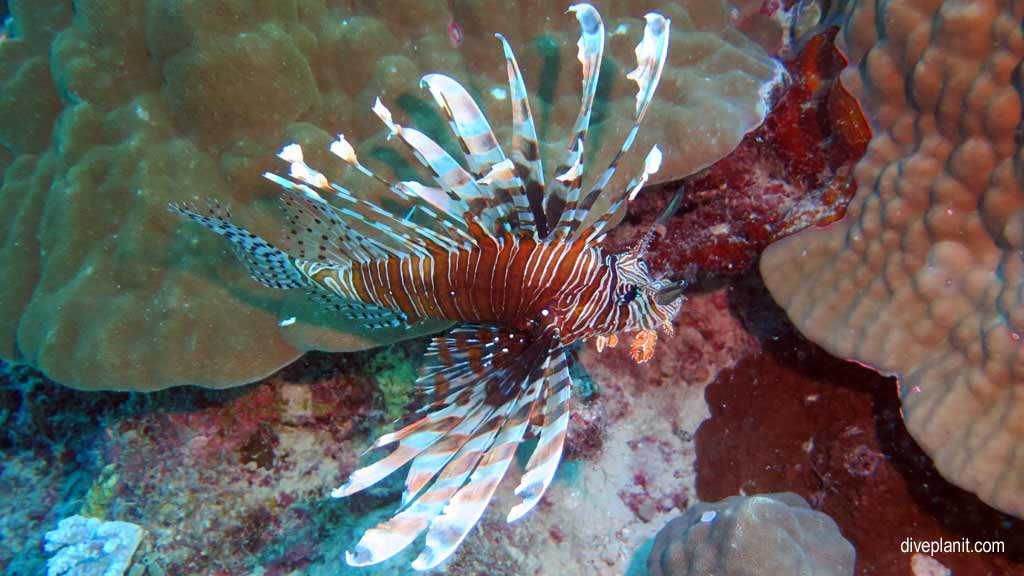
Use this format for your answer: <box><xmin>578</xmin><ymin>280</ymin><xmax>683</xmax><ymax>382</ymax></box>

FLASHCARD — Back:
<box><xmin>760</xmin><ymin>0</ymin><xmax>1024</xmax><ymax>518</ymax></box>
<box><xmin>0</xmin><ymin>0</ymin><xmax>781</xmax><ymax>391</ymax></box>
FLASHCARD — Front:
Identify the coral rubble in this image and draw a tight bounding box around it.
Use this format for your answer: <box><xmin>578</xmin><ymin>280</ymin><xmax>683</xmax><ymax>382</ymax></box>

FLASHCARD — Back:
<box><xmin>44</xmin><ymin>515</ymin><xmax>144</xmax><ymax>576</ymax></box>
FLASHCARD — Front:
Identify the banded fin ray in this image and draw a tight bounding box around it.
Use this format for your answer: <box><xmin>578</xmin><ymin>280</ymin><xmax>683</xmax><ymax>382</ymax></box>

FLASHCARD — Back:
<box><xmin>271</xmin><ymin>145</ymin><xmax>442</xmax><ymax>259</ymax></box>
<box><xmin>416</xmin><ymin>325</ymin><xmax>531</xmax><ymax>393</ymax></box>
<box><xmin>331</xmin><ymin>401</ymin><xmax>470</xmax><ymax>501</ymax></box>
<box><xmin>347</xmin><ymin>399</ymin><xmax>506</xmax><ymax>567</ymax></box>
<box><xmin>402</xmin><ymin>326</ymin><xmax>543</xmax><ymax>501</ymax></box>
<box><xmin>372</xmin><ymin>99</ymin><xmax>510</xmax><ymax>237</ymax></box>
<box><xmin>546</xmin><ymin>3</ymin><xmax>605</xmax><ymax>237</ymax></box>
<box><xmin>169</xmin><ymin>198</ymin><xmax>412</xmax><ymax>327</ymax></box>
<box><xmin>497</xmin><ymin>33</ymin><xmax>547</xmax><ymax>239</ymax></box>
<box><xmin>414</xmin><ymin>358</ymin><xmax>547</xmax><ymax>569</ymax></box>
<box><xmin>327</xmin><ymin>134</ymin><xmax>475</xmax><ymax>242</ymax></box>
<box><xmin>403</xmin><ymin>324</ymin><xmax>523</xmax><ymax>416</ymax></box>
<box><xmin>271</xmin><ymin>177</ymin><xmax>381</xmax><ymax>264</ymax></box>
<box><xmin>265</xmin><ymin>171</ymin><xmax>402</xmax><ymax>262</ymax></box>
<box><xmin>582</xmin><ymin>144</ymin><xmax>663</xmax><ymax>243</ymax></box>
<box><xmin>507</xmin><ymin>349</ymin><xmax>573</xmax><ymax>522</ymax></box>
<box><xmin>339</xmin><ymin>325</ymin><xmax>553</xmax><ymax>568</ymax></box>
<box><xmin>272</xmin><ymin>145</ymin><xmax>474</xmax><ymax>260</ymax></box>
<box><xmin>571</xmin><ymin>12</ymin><xmax>672</xmax><ymax>238</ymax></box>
<box><xmin>420</xmin><ymin>74</ymin><xmax>508</xmax><ymax>181</ymax></box>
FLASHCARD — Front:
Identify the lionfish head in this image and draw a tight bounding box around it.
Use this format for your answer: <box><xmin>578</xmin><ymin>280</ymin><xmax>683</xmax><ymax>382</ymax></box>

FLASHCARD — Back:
<box><xmin>594</xmin><ymin>242</ymin><xmax>685</xmax><ymax>363</ymax></box>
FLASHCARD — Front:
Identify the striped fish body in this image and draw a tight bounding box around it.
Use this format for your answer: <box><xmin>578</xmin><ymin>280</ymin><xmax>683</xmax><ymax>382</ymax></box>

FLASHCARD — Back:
<box><xmin>171</xmin><ymin>4</ymin><xmax>683</xmax><ymax>570</ymax></box>
<box><xmin>296</xmin><ymin>230</ymin><xmax>632</xmax><ymax>339</ymax></box>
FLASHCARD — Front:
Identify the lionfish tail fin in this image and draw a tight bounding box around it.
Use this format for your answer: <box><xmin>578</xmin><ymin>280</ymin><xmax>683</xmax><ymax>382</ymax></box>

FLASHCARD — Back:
<box><xmin>337</xmin><ymin>325</ymin><xmax>556</xmax><ymax>569</ymax></box>
<box><xmin>168</xmin><ymin>201</ymin><xmax>307</xmax><ymax>290</ymax></box>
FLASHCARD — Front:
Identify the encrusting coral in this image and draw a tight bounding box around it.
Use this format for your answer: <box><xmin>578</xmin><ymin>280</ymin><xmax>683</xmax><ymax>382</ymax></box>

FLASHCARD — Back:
<box><xmin>760</xmin><ymin>0</ymin><xmax>1024</xmax><ymax>518</ymax></box>
<box><xmin>0</xmin><ymin>0</ymin><xmax>780</xmax><ymax>391</ymax></box>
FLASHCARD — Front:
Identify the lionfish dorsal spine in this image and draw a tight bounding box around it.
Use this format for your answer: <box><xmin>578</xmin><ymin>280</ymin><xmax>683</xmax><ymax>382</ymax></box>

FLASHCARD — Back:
<box><xmin>169</xmin><ymin>4</ymin><xmax>678</xmax><ymax>570</ymax></box>
<box><xmin>546</xmin><ymin>3</ymin><xmax>606</xmax><ymax>238</ymax></box>
<box><xmin>421</xmin><ymin>74</ymin><xmax>507</xmax><ymax>179</ymax></box>
<box><xmin>497</xmin><ymin>32</ymin><xmax>547</xmax><ymax>239</ymax></box>
<box><xmin>583</xmin><ymin>144</ymin><xmax>664</xmax><ymax>244</ymax></box>
<box><xmin>572</xmin><ymin>12</ymin><xmax>672</xmax><ymax>239</ymax></box>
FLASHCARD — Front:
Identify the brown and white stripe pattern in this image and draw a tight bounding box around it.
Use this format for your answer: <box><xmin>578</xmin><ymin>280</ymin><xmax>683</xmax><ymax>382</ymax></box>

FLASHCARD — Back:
<box><xmin>169</xmin><ymin>4</ymin><xmax>680</xmax><ymax>570</ymax></box>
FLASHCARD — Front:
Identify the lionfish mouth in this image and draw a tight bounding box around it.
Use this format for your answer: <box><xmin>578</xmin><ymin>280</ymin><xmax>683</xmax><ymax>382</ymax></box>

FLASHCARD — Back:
<box><xmin>655</xmin><ymin>280</ymin><xmax>686</xmax><ymax>305</ymax></box>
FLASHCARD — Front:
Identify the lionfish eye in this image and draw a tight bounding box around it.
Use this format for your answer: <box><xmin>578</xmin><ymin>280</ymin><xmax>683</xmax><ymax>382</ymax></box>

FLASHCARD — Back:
<box><xmin>618</xmin><ymin>284</ymin><xmax>638</xmax><ymax>306</ymax></box>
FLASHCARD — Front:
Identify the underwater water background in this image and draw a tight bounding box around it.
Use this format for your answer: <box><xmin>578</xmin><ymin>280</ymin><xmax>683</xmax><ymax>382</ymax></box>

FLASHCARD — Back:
<box><xmin>1</xmin><ymin>0</ymin><xmax>1023</xmax><ymax>575</ymax></box>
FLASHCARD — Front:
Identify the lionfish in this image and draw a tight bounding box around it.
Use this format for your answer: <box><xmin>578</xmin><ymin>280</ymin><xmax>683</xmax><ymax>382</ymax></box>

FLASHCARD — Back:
<box><xmin>171</xmin><ymin>4</ymin><xmax>684</xmax><ymax>570</ymax></box>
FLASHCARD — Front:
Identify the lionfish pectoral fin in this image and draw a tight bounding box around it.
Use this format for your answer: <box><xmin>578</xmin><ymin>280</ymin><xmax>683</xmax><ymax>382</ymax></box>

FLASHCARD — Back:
<box><xmin>507</xmin><ymin>349</ymin><xmax>573</xmax><ymax>522</ymax></box>
<box><xmin>413</xmin><ymin>358</ymin><xmax>548</xmax><ymax>570</ymax></box>
<box><xmin>340</xmin><ymin>325</ymin><xmax>557</xmax><ymax>569</ymax></box>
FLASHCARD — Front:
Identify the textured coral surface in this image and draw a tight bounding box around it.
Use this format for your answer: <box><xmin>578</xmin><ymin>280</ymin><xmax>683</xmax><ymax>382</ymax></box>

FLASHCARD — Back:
<box><xmin>695</xmin><ymin>284</ymin><xmax>1024</xmax><ymax>575</ymax></box>
<box><xmin>760</xmin><ymin>0</ymin><xmax>1024</xmax><ymax>517</ymax></box>
<box><xmin>647</xmin><ymin>492</ymin><xmax>855</xmax><ymax>576</ymax></box>
<box><xmin>0</xmin><ymin>0</ymin><xmax>780</xmax><ymax>391</ymax></box>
